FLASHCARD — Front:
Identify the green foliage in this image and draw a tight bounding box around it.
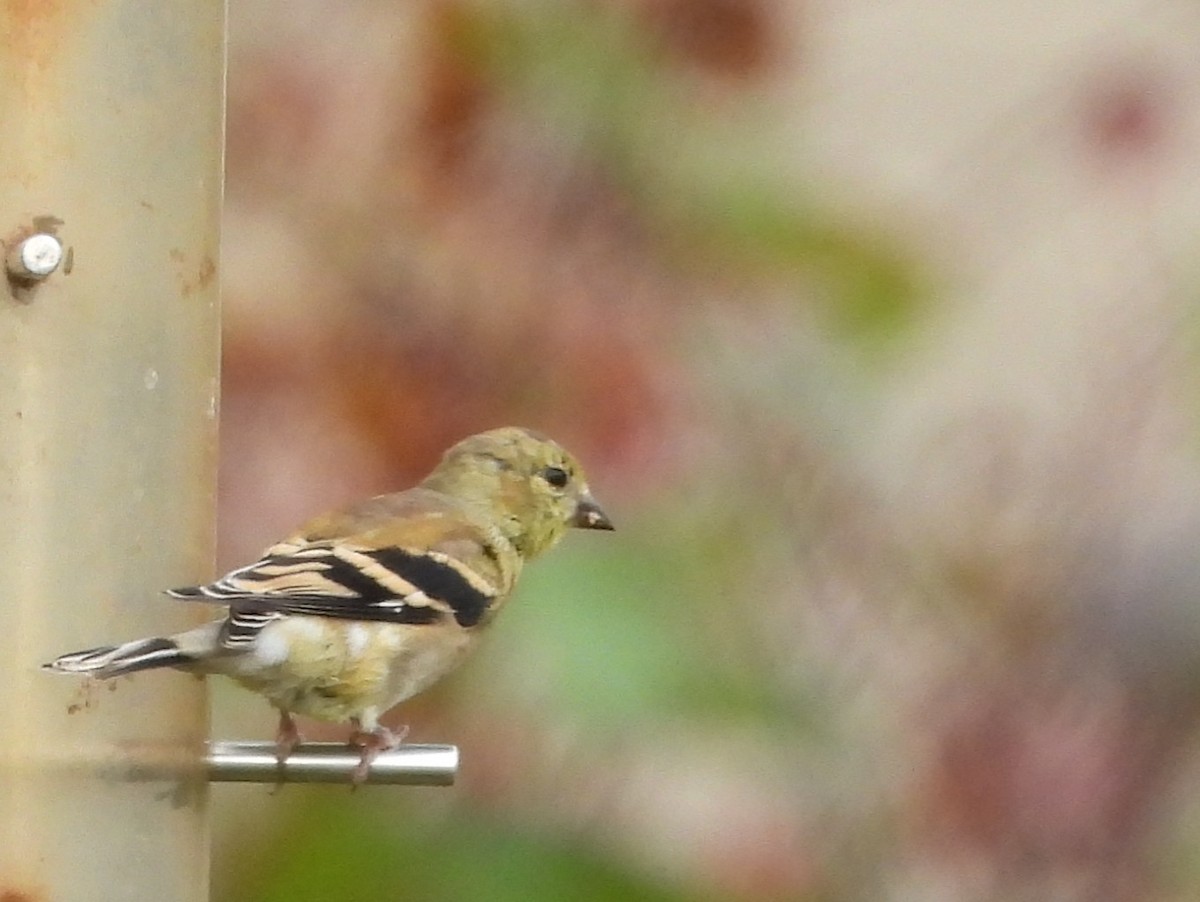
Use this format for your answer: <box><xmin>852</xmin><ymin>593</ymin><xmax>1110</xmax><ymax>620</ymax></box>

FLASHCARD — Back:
<box><xmin>230</xmin><ymin>795</ymin><xmax>698</xmax><ymax>902</ymax></box>
<box><xmin>491</xmin><ymin>525</ymin><xmax>832</xmax><ymax>739</ymax></box>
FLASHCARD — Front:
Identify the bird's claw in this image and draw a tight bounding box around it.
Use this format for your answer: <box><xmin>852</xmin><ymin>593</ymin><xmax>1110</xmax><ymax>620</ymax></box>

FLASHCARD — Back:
<box><xmin>347</xmin><ymin>723</ymin><xmax>409</xmax><ymax>785</ymax></box>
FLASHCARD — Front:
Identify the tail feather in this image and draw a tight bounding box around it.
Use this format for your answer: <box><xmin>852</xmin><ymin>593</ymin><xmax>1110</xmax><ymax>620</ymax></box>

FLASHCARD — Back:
<box><xmin>43</xmin><ymin>636</ymin><xmax>193</xmax><ymax>678</ymax></box>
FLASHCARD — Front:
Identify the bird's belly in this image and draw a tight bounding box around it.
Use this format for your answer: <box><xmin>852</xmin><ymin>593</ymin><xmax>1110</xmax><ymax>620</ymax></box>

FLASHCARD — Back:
<box><xmin>223</xmin><ymin>616</ymin><xmax>476</xmax><ymax>723</ymax></box>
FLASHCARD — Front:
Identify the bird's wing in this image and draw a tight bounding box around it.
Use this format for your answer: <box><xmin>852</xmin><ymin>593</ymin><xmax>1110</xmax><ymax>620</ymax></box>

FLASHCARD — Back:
<box><xmin>168</xmin><ymin>491</ymin><xmax>510</xmax><ymax>649</ymax></box>
<box><xmin>172</xmin><ymin>541</ymin><xmax>493</xmax><ymax>618</ymax></box>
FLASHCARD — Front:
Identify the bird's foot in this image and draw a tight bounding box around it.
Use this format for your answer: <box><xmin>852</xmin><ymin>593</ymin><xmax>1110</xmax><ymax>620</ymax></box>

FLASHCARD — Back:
<box><xmin>347</xmin><ymin>722</ymin><xmax>409</xmax><ymax>786</ymax></box>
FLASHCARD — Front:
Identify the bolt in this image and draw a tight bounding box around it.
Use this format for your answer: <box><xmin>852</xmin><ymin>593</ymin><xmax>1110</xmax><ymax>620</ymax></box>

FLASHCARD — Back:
<box><xmin>7</xmin><ymin>233</ymin><xmax>64</xmax><ymax>280</ymax></box>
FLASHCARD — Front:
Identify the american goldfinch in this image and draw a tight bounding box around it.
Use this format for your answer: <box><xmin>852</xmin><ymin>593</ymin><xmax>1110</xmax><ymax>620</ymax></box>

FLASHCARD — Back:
<box><xmin>44</xmin><ymin>427</ymin><xmax>613</xmax><ymax>782</ymax></box>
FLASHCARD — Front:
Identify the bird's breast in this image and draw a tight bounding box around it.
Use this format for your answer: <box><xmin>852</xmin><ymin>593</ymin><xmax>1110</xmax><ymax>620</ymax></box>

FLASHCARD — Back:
<box><xmin>225</xmin><ymin>615</ymin><xmax>477</xmax><ymax>722</ymax></box>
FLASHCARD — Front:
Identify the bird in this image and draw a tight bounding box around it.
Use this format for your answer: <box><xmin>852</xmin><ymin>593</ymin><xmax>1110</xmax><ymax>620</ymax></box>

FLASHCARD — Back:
<box><xmin>43</xmin><ymin>426</ymin><xmax>613</xmax><ymax>783</ymax></box>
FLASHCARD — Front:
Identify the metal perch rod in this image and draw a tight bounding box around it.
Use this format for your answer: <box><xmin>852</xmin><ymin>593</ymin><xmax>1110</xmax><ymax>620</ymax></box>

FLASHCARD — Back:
<box><xmin>206</xmin><ymin>741</ymin><xmax>459</xmax><ymax>785</ymax></box>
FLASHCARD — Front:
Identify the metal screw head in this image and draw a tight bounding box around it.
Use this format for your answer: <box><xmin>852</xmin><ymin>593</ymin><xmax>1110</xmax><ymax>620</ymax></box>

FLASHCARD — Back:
<box><xmin>8</xmin><ymin>233</ymin><xmax>64</xmax><ymax>280</ymax></box>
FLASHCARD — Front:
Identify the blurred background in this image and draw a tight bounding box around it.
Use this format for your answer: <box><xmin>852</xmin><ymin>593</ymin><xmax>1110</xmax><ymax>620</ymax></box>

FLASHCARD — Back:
<box><xmin>210</xmin><ymin>1</ymin><xmax>1200</xmax><ymax>899</ymax></box>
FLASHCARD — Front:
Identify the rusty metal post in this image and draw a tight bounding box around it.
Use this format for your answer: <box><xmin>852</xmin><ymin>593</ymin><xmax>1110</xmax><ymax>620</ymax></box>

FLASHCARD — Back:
<box><xmin>0</xmin><ymin>2</ymin><xmax>224</xmax><ymax>900</ymax></box>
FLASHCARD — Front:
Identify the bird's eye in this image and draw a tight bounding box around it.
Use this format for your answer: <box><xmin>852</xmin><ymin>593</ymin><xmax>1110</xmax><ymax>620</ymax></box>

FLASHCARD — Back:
<box><xmin>541</xmin><ymin>466</ymin><xmax>569</xmax><ymax>488</ymax></box>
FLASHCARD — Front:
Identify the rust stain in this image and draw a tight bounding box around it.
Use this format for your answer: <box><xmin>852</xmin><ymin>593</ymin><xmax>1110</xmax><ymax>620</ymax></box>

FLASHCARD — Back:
<box><xmin>196</xmin><ymin>254</ymin><xmax>216</xmax><ymax>289</ymax></box>
<box><xmin>30</xmin><ymin>214</ymin><xmax>62</xmax><ymax>233</ymax></box>
<box><xmin>2</xmin><ymin>0</ymin><xmax>68</xmax><ymax>94</ymax></box>
<box><xmin>3</xmin><ymin>0</ymin><xmax>63</xmax><ymax>27</ymax></box>
<box><xmin>174</xmin><ymin>249</ymin><xmax>217</xmax><ymax>298</ymax></box>
<box><xmin>1</xmin><ymin>0</ymin><xmax>84</xmax><ymax>184</ymax></box>
<box><xmin>66</xmin><ymin>676</ymin><xmax>98</xmax><ymax>714</ymax></box>
<box><xmin>1</xmin><ymin>887</ymin><xmax>45</xmax><ymax>902</ymax></box>
<box><xmin>3</xmin><ymin>0</ymin><xmax>66</xmax><ymax>48</ymax></box>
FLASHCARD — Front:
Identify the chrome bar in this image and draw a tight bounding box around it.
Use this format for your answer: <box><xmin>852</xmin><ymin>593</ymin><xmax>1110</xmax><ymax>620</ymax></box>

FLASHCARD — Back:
<box><xmin>206</xmin><ymin>741</ymin><xmax>458</xmax><ymax>785</ymax></box>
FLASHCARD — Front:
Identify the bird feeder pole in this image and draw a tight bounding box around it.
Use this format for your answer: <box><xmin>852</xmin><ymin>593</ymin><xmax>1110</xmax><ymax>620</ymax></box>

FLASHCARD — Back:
<box><xmin>0</xmin><ymin>2</ymin><xmax>225</xmax><ymax>899</ymax></box>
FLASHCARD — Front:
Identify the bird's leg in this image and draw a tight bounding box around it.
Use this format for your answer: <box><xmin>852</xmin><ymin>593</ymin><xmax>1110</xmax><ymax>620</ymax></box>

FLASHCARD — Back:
<box><xmin>347</xmin><ymin>716</ymin><xmax>409</xmax><ymax>785</ymax></box>
<box><xmin>265</xmin><ymin>709</ymin><xmax>304</xmax><ymax>795</ymax></box>
<box><xmin>275</xmin><ymin>709</ymin><xmax>302</xmax><ymax>765</ymax></box>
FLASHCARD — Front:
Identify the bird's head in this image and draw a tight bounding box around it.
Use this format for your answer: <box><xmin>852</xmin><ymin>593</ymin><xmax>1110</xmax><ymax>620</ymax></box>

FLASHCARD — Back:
<box><xmin>421</xmin><ymin>426</ymin><xmax>614</xmax><ymax>558</ymax></box>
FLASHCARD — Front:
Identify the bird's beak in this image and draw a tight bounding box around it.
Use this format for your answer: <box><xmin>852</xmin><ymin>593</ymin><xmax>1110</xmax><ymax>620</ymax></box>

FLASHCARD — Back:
<box><xmin>571</xmin><ymin>494</ymin><xmax>614</xmax><ymax>530</ymax></box>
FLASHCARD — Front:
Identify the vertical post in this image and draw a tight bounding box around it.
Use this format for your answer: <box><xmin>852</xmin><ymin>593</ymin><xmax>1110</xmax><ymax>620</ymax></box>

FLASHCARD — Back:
<box><xmin>0</xmin><ymin>2</ymin><xmax>224</xmax><ymax>900</ymax></box>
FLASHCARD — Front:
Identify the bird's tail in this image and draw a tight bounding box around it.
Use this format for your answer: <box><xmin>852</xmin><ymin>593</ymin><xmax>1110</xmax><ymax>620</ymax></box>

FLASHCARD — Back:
<box><xmin>42</xmin><ymin>636</ymin><xmax>194</xmax><ymax>678</ymax></box>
